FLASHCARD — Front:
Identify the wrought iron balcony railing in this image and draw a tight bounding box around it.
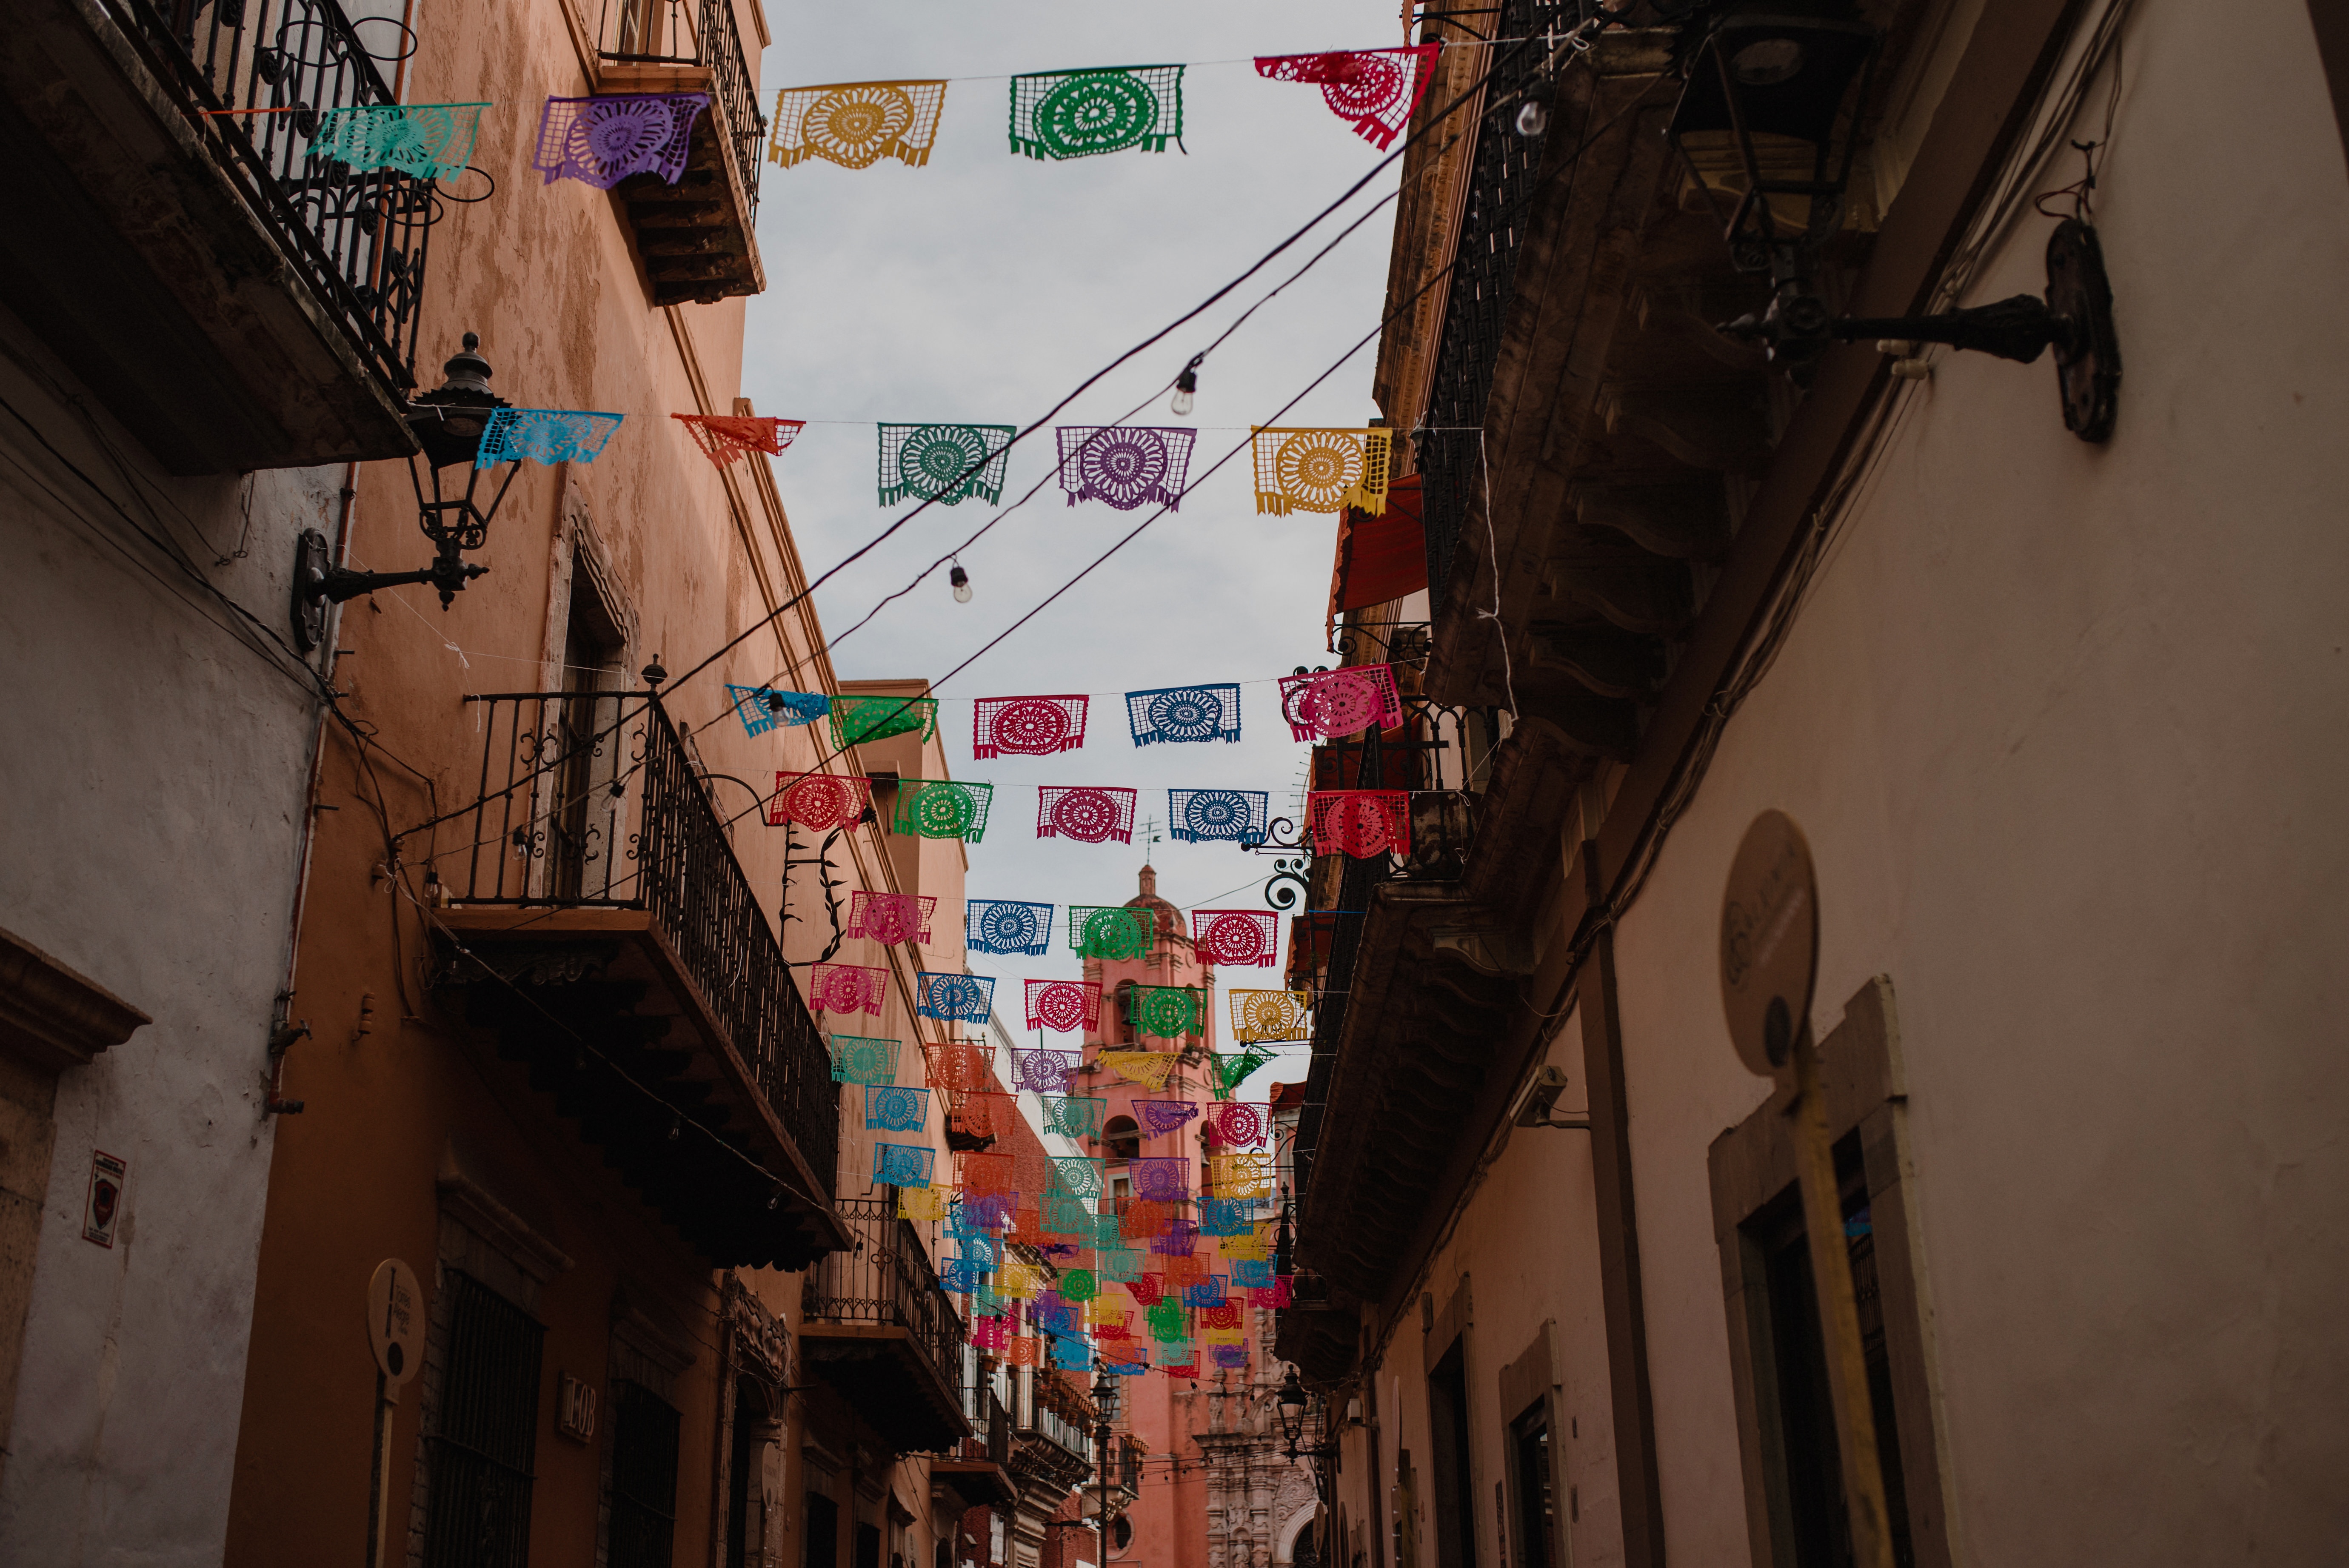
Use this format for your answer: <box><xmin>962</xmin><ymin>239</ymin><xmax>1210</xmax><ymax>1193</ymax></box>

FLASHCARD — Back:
<box><xmin>960</xmin><ymin>1391</ymin><xmax>1012</xmax><ymax>1467</ymax></box>
<box><xmin>1415</xmin><ymin>0</ymin><xmax>1576</xmax><ymax>610</ymax></box>
<box><xmin>452</xmin><ymin>691</ymin><xmax>837</xmax><ymax>1190</ymax></box>
<box><xmin>115</xmin><ymin>0</ymin><xmax>438</xmax><ymax>392</ymax></box>
<box><xmin>594</xmin><ymin>0</ymin><xmax>765</xmax><ymax>222</ymax></box>
<box><xmin>807</xmin><ymin>1199</ymin><xmax>968</xmax><ymax>1398</ymax></box>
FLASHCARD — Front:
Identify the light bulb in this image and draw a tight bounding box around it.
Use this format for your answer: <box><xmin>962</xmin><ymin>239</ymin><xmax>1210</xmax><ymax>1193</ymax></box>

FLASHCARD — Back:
<box><xmin>1515</xmin><ymin>98</ymin><xmax>1548</xmax><ymax>137</ymax></box>
<box><xmin>950</xmin><ymin>564</ymin><xmax>973</xmax><ymax>603</ymax></box>
<box><xmin>1170</xmin><ymin>359</ymin><xmax>1199</xmax><ymax>417</ymax></box>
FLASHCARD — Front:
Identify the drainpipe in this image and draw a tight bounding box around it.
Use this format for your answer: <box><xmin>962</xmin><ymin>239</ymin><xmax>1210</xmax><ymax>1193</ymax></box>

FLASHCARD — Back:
<box><xmin>267</xmin><ymin>462</ymin><xmax>363</xmax><ymax>1115</ymax></box>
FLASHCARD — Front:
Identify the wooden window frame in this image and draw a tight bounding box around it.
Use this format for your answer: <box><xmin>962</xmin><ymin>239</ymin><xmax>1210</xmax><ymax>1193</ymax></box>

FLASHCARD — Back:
<box><xmin>1706</xmin><ymin>977</ymin><xmax>1955</xmax><ymax>1568</ymax></box>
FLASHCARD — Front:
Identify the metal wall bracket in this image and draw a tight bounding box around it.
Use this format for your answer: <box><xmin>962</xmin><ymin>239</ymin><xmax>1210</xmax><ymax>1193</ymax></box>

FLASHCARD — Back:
<box><xmin>1721</xmin><ymin>218</ymin><xmax>2121</xmax><ymax>441</ymax></box>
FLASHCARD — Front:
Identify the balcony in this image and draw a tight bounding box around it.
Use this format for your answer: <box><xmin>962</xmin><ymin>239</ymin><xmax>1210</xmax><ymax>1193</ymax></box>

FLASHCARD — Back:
<box><xmin>590</xmin><ymin>0</ymin><xmax>766</xmax><ymax>304</ymax></box>
<box><xmin>1008</xmin><ymin>1371</ymin><xmax>1097</xmax><ymax>1497</ymax></box>
<box><xmin>1</xmin><ymin>0</ymin><xmax>431</xmax><ymax>472</ymax></box>
<box><xmin>802</xmin><ymin>1200</ymin><xmax>971</xmax><ymax>1454</ymax></box>
<box><xmin>1284</xmin><ymin>702</ymin><xmax>1590</xmax><ymax>1355</ymax></box>
<box><xmin>436</xmin><ymin>691</ymin><xmax>845</xmax><ymax>1269</ymax></box>
<box><xmin>933</xmin><ymin>1391</ymin><xmax>1017</xmax><ymax>1510</ymax></box>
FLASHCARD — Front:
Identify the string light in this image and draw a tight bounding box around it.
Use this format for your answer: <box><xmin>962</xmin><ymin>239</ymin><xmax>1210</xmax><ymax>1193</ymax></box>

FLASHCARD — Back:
<box><xmin>1170</xmin><ymin>356</ymin><xmax>1202</xmax><ymax>417</ymax></box>
<box><xmin>950</xmin><ymin>561</ymin><xmax>973</xmax><ymax>604</ymax></box>
<box><xmin>1515</xmin><ymin>73</ymin><xmax>1553</xmax><ymax>137</ymax></box>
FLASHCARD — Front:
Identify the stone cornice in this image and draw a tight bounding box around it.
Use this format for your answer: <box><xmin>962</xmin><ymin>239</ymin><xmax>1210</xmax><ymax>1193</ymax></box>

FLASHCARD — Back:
<box><xmin>0</xmin><ymin>926</ymin><xmax>148</xmax><ymax>1075</ymax></box>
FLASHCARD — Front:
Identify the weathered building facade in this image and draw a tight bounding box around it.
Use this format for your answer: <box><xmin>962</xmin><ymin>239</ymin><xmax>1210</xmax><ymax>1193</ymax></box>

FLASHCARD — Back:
<box><xmin>0</xmin><ymin>0</ymin><xmax>433</xmax><ymax>1551</ymax></box>
<box><xmin>1286</xmin><ymin>1</ymin><xmax>2349</xmax><ymax>1565</ymax></box>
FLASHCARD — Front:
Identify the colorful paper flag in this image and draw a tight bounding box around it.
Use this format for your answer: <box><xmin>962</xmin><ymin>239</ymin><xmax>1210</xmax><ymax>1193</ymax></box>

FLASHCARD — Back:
<box><xmin>878</xmin><ymin>423</ymin><xmax>1015</xmax><ymax>505</ymax></box>
<box><xmin>969</xmin><ymin>900</ymin><xmax>1054</xmax><ymax>956</ymax></box>
<box><xmin>1253</xmin><ymin>46</ymin><xmax>1439</xmax><ymax>150</ymax></box>
<box><xmin>770</xmin><ymin>80</ymin><xmax>948</xmax><ymax>169</ymax></box>
<box><xmin>1025</xmin><ymin>979</ymin><xmax>1102</xmax><ymax>1033</ymax></box>
<box><xmin>770</xmin><ymin>770</ymin><xmax>873</xmax><ymax>830</ymax></box>
<box><xmin>476</xmin><ymin>408</ymin><xmax>624</xmax><ymax>469</ymax></box>
<box><xmin>675</xmin><ymin>413</ymin><xmax>804</xmax><ymax>467</ymax></box>
<box><xmin>1071</xmin><ymin>906</ymin><xmax>1154</xmax><ymax>961</ymax></box>
<box><xmin>894</xmin><ymin>780</ymin><xmax>994</xmax><ymax>843</ymax></box>
<box><xmin>1037</xmin><ymin>786</ymin><xmax>1138</xmax><ymax>845</ymax></box>
<box><xmin>1010</xmin><ymin>66</ymin><xmax>1184</xmax><ymax>160</ymax></box>
<box><xmin>828</xmin><ymin>1034</ymin><xmax>900</xmax><ymax>1085</ymax></box>
<box><xmin>533</xmin><ymin>94</ymin><xmax>706</xmax><ymax>188</ymax></box>
<box><xmin>1229</xmin><ymin>990</ymin><xmax>1310</xmax><ymax>1044</ymax></box>
<box><xmin>1191</xmin><ymin>909</ymin><xmax>1279</xmax><ymax>968</ymax></box>
<box><xmin>1279</xmin><ymin>663</ymin><xmax>1404</xmax><ymax>741</ymax></box>
<box><xmin>1056</xmin><ymin>426</ymin><xmax>1196</xmax><ymax>510</ymax></box>
<box><xmin>809</xmin><ymin>963</ymin><xmax>888</xmax><ymax>1017</ymax></box>
<box><xmin>1249</xmin><ymin>426</ymin><xmax>1393</xmax><ymax>515</ymax></box>
<box><xmin>829</xmin><ymin>694</ymin><xmax>937</xmax><ymax>748</ymax></box>
<box><xmin>1168</xmin><ymin>788</ymin><xmax>1270</xmax><ymax>844</ymax></box>
<box><xmin>849</xmin><ymin>891</ymin><xmax>936</xmax><ymax>946</ymax></box>
<box><xmin>309</xmin><ymin>101</ymin><xmax>489</xmax><ymax>180</ymax></box>
<box><xmin>1127</xmin><ymin>685</ymin><xmax>1242</xmax><ymax>746</ymax></box>
<box><xmin>731</xmin><ymin>687</ymin><xmax>829</xmax><ymax>738</ymax></box>
<box><xmin>974</xmin><ymin>695</ymin><xmax>1089</xmax><ymax>758</ymax></box>
<box><xmin>1307</xmin><ymin>790</ymin><xmax>1411</xmax><ymax>858</ymax></box>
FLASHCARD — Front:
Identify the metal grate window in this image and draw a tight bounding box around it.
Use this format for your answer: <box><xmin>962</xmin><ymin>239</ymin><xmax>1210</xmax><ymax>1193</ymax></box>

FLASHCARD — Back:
<box><xmin>610</xmin><ymin>1380</ymin><xmax>683</xmax><ymax>1568</ymax></box>
<box><xmin>424</xmin><ymin>1272</ymin><xmax>545</xmax><ymax>1568</ymax></box>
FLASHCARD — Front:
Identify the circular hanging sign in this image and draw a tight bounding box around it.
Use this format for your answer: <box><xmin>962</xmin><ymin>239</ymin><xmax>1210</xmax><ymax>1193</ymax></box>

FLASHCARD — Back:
<box><xmin>367</xmin><ymin>1258</ymin><xmax>423</xmax><ymax>1386</ymax></box>
<box><xmin>1718</xmin><ymin>810</ymin><xmax>1818</xmax><ymax>1078</ymax></box>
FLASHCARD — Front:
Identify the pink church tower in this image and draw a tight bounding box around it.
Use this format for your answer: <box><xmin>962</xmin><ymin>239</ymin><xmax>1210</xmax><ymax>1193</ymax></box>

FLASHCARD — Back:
<box><xmin>1063</xmin><ymin>868</ymin><xmax>1310</xmax><ymax>1568</ymax></box>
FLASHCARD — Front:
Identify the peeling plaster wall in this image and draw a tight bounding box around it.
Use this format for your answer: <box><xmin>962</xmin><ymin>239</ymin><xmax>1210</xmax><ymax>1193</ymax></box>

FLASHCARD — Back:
<box><xmin>0</xmin><ymin>305</ymin><xmax>326</xmax><ymax>1562</ymax></box>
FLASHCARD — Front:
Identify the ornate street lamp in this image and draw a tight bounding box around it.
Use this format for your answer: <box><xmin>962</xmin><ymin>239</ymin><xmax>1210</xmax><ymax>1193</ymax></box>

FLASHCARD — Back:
<box><xmin>1092</xmin><ymin>1366</ymin><xmax>1122</xmax><ymax>1565</ymax></box>
<box><xmin>1273</xmin><ymin>1365</ymin><xmax>1340</xmax><ymax>1505</ymax></box>
<box><xmin>1670</xmin><ymin>14</ymin><xmax>2118</xmax><ymax>439</ymax></box>
<box><xmin>1273</xmin><ymin>1366</ymin><xmax>1310</xmax><ymax>1452</ymax></box>
<box><xmin>292</xmin><ymin>331</ymin><xmax>522</xmax><ymax>648</ymax></box>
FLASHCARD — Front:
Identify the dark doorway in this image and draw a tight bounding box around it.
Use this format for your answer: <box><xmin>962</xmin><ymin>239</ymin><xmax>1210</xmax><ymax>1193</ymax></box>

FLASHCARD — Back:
<box><xmin>856</xmin><ymin>1520</ymin><xmax>883</xmax><ymax>1568</ymax></box>
<box><xmin>1509</xmin><ymin>1406</ymin><xmax>1554</xmax><ymax>1568</ymax></box>
<box><xmin>728</xmin><ymin>1379</ymin><xmax>772</xmax><ymax>1568</ymax></box>
<box><xmin>805</xmin><ymin>1493</ymin><xmax>839</xmax><ymax>1568</ymax></box>
<box><xmin>1426</xmin><ymin>1340</ymin><xmax>1478</xmax><ymax>1568</ymax></box>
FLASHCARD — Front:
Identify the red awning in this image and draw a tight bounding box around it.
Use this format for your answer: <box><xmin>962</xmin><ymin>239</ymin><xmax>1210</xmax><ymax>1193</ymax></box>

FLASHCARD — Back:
<box><xmin>1326</xmin><ymin>475</ymin><xmax>1427</xmax><ymax>636</ymax></box>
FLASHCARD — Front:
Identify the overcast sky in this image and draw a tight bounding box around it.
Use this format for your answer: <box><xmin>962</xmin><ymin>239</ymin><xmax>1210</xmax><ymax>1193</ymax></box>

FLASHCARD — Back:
<box><xmin>742</xmin><ymin>0</ymin><xmax>1412</xmax><ymax>1083</ymax></box>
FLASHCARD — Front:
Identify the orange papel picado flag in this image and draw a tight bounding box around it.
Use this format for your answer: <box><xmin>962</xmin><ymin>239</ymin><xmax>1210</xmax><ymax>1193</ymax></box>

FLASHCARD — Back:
<box><xmin>1250</xmin><ymin>426</ymin><xmax>1393</xmax><ymax>516</ymax></box>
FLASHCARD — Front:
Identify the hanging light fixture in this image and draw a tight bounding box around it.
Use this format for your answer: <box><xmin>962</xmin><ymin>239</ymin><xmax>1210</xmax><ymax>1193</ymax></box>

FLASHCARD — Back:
<box><xmin>949</xmin><ymin>561</ymin><xmax>973</xmax><ymax>603</ymax></box>
<box><xmin>1670</xmin><ymin>16</ymin><xmax>2119</xmax><ymax>438</ymax></box>
<box><xmin>1514</xmin><ymin>71</ymin><xmax>1553</xmax><ymax>137</ymax></box>
<box><xmin>1170</xmin><ymin>354</ymin><xmax>1202</xmax><ymax>417</ymax></box>
<box><xmin>291</xmin><ymin>332</ymin><xmax>521</xmax><ymax>648</ymax></box>
<box><xmin>1273</xmin><ymin>1366</ymin><xmax>1310</xmax><ymax>1454</ymax></box>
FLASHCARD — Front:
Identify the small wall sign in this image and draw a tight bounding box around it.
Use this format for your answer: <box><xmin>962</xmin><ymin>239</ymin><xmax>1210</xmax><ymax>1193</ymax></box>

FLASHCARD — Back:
<box><xmin>1720</xmin><ymin>809</ymin><xmax>1819</xmax><ymax>1078</ymax></box>
<box><xmin>81</xmin><ymin>1150</ymin><xmax>127</xmax><ymax>1247</ymax></box>
<box><xmin>556</xmin><ymin>1372</ymin><xmax>599</xmax><ymax>1442</ymax></box>
<box><xmin>367</xmin><ymin>1259</ymin><xmax>422</xmax><ymax>1386</ymax></box>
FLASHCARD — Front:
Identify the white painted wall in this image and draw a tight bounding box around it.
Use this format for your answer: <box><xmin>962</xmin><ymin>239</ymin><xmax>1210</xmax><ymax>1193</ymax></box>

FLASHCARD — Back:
<box><xmin>1331</xmin><ymin>1022</ymin><xmax>1623</xmax><ymax>1568</ymax></box>
<box><xmin>1599</xmin><ymin>0</ymin><xmax>2349</xmax><ymax>1561</ymax></box>
<box><xmin>0</xmin><ymin>309</ymin><xmax>332</xmax><ymax>1563</ymax></box>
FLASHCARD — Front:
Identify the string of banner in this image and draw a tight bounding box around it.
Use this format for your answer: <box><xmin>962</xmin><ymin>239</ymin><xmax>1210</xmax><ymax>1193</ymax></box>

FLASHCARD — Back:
<box><xmin>279</xmin><ymin>48</ymin><xmax>1451</xmax><ymax>508</ymax></box>
<box><xmin>296</xmin><ymin>43</ymin><xmax>1465</xmax><ymax>1378</ymax></box>
<box><xmin>788</xmin><ymin>666</ymin><xmax>1419</xmax><ymax>1377</ymax></box>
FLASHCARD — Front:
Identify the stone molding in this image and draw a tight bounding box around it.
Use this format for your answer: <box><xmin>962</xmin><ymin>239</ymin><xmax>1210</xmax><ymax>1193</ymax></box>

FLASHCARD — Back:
<box><xmin>0</xmin><ymin>925</ymin><xmax>148</xmax><ymax>1074</ymax></box>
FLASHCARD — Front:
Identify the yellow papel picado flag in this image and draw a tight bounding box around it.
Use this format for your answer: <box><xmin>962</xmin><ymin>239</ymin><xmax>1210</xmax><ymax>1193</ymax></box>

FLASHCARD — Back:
<box><xmin>771</xmin><ymin>81</ymin><xmax>948</xmax><ymax>170</ymax></box>
<box><xmin>1250</xmin><ymin>426</ymin><xmax>1393</xmax><ymax>515</ymax></box>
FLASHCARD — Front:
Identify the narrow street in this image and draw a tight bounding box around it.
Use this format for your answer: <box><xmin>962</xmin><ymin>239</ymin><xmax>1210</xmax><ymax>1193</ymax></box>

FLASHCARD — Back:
<box><xmin>2</xmin><ymin>0</ymin><xmax>2345</xmax><ymax>1565</ymax></box>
